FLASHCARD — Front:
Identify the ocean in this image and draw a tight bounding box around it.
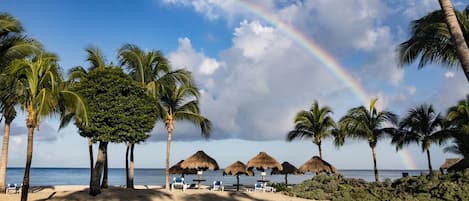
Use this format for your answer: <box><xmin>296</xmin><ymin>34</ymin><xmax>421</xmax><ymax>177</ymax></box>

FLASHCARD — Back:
<box><xmin>5</xmin><ymin>168</ymin><xmax>428</xmax><ymax>186</ymax></box>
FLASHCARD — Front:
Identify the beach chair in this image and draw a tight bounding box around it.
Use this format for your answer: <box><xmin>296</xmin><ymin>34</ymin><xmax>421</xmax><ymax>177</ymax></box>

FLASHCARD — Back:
<box><xmin>210</xmin><ymin>180</ymin><xmax>224</xmax><ymax>191</ymax></box>
<box><xmin>6</xmin><ymin>183</ymin><xmax>18</xmax><ymax>193</ymax></box>
<box><xmin>254</xmin><ymin>183</ymin><xmax>263</xmax><ymax>192</ymax></box>
<box><xmin>265</xmin><ymin>183</ymin><xmax>276</xmax><ymax>192</ymax></box>
<box><xmin>171</xmin><ymin>177</ymin><xmax>187</xmax><ymax>191</ymax></box>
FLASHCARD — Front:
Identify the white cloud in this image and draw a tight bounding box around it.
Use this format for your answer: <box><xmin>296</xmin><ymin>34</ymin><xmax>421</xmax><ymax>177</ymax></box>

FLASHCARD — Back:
<box><xmin>445</xmin><ymin>71</ymin><xmax>455</xmax><ymax>78</ymax></box>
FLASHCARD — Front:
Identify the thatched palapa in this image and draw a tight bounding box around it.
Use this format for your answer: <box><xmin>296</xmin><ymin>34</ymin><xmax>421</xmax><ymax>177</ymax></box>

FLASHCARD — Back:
<box><xmin>246</xmin><ymin>152</ymin><xmax>282</xmax><ymax>171</ymax></box>
<box><xmin>223</xmin><ymin>161</ymin><xmax>253</xmax><ymax>191</ymax></box>
<box><xmin>299</xmin><ymin>156</ymin><xmax>337</xmax><ymax>174</ymax></box>
<box><xmin>224</xmin><ymin>161</ymin><xmax>254</xmax><ymax>176</ymax></box>
<box><xmin>169</xmin><ymin>160</ymin><xmax>197</xmax><ymax>175</ymax></box>
<box><xmin>440</xmin><ymin>158</ymin><xmax>469</xmax><ymax>172</ymax></box>
<box><xmin>180</xmin><ymin>150</ymin><xmax>219</xmax><ymax>170</ymax></box>
<box><xmin>271</xmin><ymin>161</ymin><xmax>301</xmax><ymax>185</ymax></box>
<box><xmin>440</xmin><ymin>158</ymin><xmax>463</xmax><ymax>170</ymax></box>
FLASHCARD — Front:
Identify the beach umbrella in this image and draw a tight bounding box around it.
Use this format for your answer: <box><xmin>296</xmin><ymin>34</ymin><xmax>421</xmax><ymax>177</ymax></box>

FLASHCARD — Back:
<box><xmin>180</xmin><ymin>150</ymin><xmax>219</xmax><ymax>187</ymax></box>
<box><xmin>169</xmin><ymin>160</ymin><xmax>197</xmax><ymax>177</ymax></box>
<box><xmin>246</xmin><ymin>152</ymin><xmax>282</xmax><ymax>182</ymax></box>
<box><xmin>223</xmin><ymin>161</ymin><xmax>254</xmax><ymax>191</ymax></box>
<box><xmin>299</xmin><ymin>156</ymin><xmax>337</xmax><ymax>175</ymax></box>
<box><xmin>271</xmin><ymin>161</ymin><xmax>301</xmax><ymax>185</ymax></box>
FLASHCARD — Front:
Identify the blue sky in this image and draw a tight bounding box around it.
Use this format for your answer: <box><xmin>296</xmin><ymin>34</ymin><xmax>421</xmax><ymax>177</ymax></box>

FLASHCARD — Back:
<box><xmin>1</xmin><ymin>0</ymin><xmax>469</xmax><ymax>170</ymax></box>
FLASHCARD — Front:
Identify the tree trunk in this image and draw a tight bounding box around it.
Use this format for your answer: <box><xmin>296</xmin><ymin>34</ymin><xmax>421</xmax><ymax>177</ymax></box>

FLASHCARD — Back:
<box><xmin>426</xmin><ymin>149</ymin><xmax>433</xmax><ymax>174</ymax></box>
<box><xmin>20</xmin><ymin>127</ymin><xmax>34</xmax><ymax>201</ymax></box>
<box><xmin>318</xmin><ymin>143</ymin><xmax>323</xmax><ymax>159</ymax></box>
<box><xmin>101</xmin><ymin>143</ymin><xmax>108</xmax><ymax>189</ymax></box>
<box><xmin>88</xmin><ymin>138</ymin><xmax>94</xmax><ymax>187</ymax></box>
<box><xmin>285</xmin><ymin>174</ymin><xmax>288</xmax><ymax>185</ymax></box>
<box><xmin>236</xmin><ymin>175</ymin><xmax>240</xmax><ymax>191</ymax></box>
<box><xmin>0</xmin><ymin>119</ymin><xmax>12</xmax><ymax>193</ymax></box>
<box><xmin>126</xmin><ymin>143</ymin><xmax>130</xmax><ymax>188</ymax></box>
<box><xmin>371</xmin><ymin>146</ymin><xmax>379</xmax><ymax>182</ymax></box>
<box><xmin>129</xmin><ymin>143</ymin><xmax>135</xmax><ymax>189</ymax></box>
<box><xmin>439</xmin><ymin>0</ymin><xmax>469</xmax><ymax>81</ymax></box>
<box><xmin>165</xmin><ymin>130</ymin><xmax>172</xmax><ymax>190</ymax></box>
<box><xmin>89</xmin><ymin>141</ymin><xmax>107</xmax><ymax>196</ymax></box>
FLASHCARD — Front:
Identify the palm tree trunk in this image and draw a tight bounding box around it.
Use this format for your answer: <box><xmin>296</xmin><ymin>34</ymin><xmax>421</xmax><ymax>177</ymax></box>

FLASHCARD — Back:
<box><xmin>439</xmin><ymin>0</ymin><xmax>469</xmax><ymax>81</ymax></box>
<box><xmin>0</xmin><ymin>119</ymin><xmax>12</xmax><ymax>193</ymax></box>
<box><xmin>88</xmin><ymin>138</ymin><xmax>94</xmax><ymax>187</ymax></box>
<box><xmin>371</xmin><ymin>146</ymin><xmax>379</xmax><ymax>182</ymax></box>
<box><xmin>318</xmin><ymin>143</ymin><xmax>323</xmax><ymax>159</ymax></box>
<box><xmin>165</xmin><ymin>130</ymin><xmax>172</xmax><ymax>190</ymax></box>
<box><xmin>129</xmin><ymin>143</ymin><xmax>135</xmax><ymax>189</ymax></box>
<box><xmin>126</xmin><ymin>143</ymin><xmax>130</xmax><ymax>188</ymax></box>
<box><xmin>20</xmin><ymin>127</ymin><xmax>34</xmax><ymax>201</ymax></box>
<box><xmin>426</xmin><ymin>149</ymin><xmax>433</xmax><ymax>174</ymax></box>
<box><xmin>89</xmin><ymin>141</ymin><xmax>107</xmax><ymax>196</ymax></box>
<box><xmin>101</xmin><ymin>143</ymin><xmax>108</xmax><ymax>189</ymax></box>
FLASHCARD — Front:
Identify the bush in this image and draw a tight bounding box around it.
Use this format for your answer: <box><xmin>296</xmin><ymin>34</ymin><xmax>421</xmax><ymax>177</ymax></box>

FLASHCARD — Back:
<box><xmin>281</xmin><ymin>170</ymin><xmax>469</xmax><ymax>201</ymax></box>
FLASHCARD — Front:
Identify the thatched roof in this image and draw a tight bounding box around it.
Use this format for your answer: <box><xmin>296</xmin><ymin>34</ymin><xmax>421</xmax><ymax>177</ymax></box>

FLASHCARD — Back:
<box><xmin>271</xmin><ymin>161</ymin><xmax>301</xmax><ymax>175</ymax></box>
<box><xmin>299</xmin><ymin>156</ymin><xmax>337</xmax><ymax>174</ymax></box>
<box><xmin>448</xmin><ymin>159</ymin><xmax>469</xmax><ymax>172</ymax></box>
<box><xmin>180</xmin><ymin>150</ymin><xmax>219</xmax><ymax>171</ymax></box>
<box><xmin>169</xmin><ymin>160</ymin><xmax>197</xmax><ymax>175</ymax></box>
<box><xmin>246</xmin><ymin>152</ymin><xmax>282</xmax><ymax>171</ymax></box>
<box><xmin>440</xmin><ymin>158</ymin><xmax>463</xmax><ymax>170</ymax></box>
<box><xmin>223</xmin><ymin>161</ymin><xmax>254</xmax><ymax>176</ymax></box>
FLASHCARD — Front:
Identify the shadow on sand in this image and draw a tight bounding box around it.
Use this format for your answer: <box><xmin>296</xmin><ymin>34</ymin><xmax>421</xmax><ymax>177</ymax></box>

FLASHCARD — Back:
<box><xmin>38</xmin><ymin>187</ymin><xmax>173</xmax><ymax>201</ymax></box>
<box><xmin>181</xmin><ymin>191</ymin><xmax>268</xmax><ymax>201</ymax></box>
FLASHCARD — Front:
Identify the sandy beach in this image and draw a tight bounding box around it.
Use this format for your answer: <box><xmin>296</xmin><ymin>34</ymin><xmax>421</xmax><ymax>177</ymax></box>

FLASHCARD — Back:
<box><xmin>0</xmin><ymin>185</ymin><xmax>313</xmax><ymax>201</ymax></box>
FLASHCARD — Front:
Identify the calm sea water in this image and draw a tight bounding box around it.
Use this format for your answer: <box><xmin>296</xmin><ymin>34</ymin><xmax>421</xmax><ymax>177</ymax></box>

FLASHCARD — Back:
<box><xmin>6</xmin><ymin>168</ymin><xmax>428</xmax><ymax>186</ymax></box>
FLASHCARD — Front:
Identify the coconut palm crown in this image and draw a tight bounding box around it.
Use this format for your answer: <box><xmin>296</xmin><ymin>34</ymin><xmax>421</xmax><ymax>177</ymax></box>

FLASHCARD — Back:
<box><xmin>392</xmin><ymin>104</ymin><xmax>448</xmax><ymax>173</ymax></box>
<box><xmin>338</xmin><ymin>98</ymin><xmax>398</xmax><ymax>182</ymax></box>
<box><xmin>287</xmin><ymin>100</ymin><xmax>336</xmax><ymax>159</ymax></box>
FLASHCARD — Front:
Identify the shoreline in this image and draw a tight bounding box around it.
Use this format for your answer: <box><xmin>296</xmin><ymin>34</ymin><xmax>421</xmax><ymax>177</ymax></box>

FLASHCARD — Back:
<box><xmin>0</xmin><ymin>185</ymin><xmax>313</xmax><ymax>201</ymax></box>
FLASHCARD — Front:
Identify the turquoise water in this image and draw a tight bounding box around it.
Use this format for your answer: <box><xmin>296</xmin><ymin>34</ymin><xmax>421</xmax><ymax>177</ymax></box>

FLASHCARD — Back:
<box><xmin>6</xmin><ymin>168</ymin><xmax>428</xmax><ymax>186</ymax></box>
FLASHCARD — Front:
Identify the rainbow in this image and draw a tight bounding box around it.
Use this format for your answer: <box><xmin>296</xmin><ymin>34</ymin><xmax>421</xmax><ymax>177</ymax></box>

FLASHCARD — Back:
<box><xmin>234</xmin><ymin>0</ymin><xmax>369</xmax><ymax>105</ymax></box>
<box><xmin>234</xmin><ymin>0</ymin><xmax>418</xmax><ymax>170</ymax></box>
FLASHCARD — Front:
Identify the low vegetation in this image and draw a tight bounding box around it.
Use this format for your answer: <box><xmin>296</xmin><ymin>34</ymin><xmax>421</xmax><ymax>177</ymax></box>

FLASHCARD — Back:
<box><xmin>276</xmin><ymin>170</ymin><xmax>469</xmax><ymax>201</ymax></box>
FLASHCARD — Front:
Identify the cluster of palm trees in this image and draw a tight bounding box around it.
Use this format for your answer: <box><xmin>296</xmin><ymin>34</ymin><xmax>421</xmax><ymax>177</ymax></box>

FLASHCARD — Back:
<box><xmin>288</xmin><ymin>98</ymin><xmax>469</xmax><ymax>182</ymax></box>
<box><xmin>0</xmin><ymin>13</ymin><xmax>211</xmax><ymax>200</ymax></box>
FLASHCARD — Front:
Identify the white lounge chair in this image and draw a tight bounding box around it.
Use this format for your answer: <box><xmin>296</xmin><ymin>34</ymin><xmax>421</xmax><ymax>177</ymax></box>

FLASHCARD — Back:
<box><xmin>171</xmin><ymin>177</ymin><xmax>187</xmax><ymax>191</ymax></box>
<box><xmin>210</xmin><ymin>180</ymin><xmax>224</xmax><ymax>191</ymax></box>
<box><xmin>254</xmin><ymin>183</ymin><xmax>263</xmax><ymax>192</ymax></box>
<box><xmin>6</xmin><ymin>183</ymin><xmax>19</xmax><ymax>193</ymax></box>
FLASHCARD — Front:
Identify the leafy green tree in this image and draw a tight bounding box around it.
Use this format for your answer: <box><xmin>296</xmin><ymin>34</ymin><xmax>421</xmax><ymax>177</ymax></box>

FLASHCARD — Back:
<box><xmin>6</xmin><ymin>52</ymin><xmax>87</xmax><ymax>201</ymax></box>
<box><xmin>287</xmin><ymin>100</ymin><xmax>336</xmax><ymax>159</ymax></box>
<box><xmin>72</xmin><ymin>67</ymin><xmax>158</xmax><ymax>195</ymax></box>
<box><xmin>398</xmin><ymin>5</ymin><xmax>469</xmax><ymax>80</ymax></box>
<box><xmin>64</xmin><ymin>46</ymin><xmax>112</xmax><ymax>188</ymax></box>
<box><xmin>338</xmin><ymin>99</ymin><xmax>398</xmax><ymax>182</ymax></box>
<box><xmin>0</xmin><ymin>12</ymin><xmax>41</xmax><ymax>192</ymax></box>
<box><xmin>159</xmin><ymin>84</ymin><xmax>212</xmax><ymax>190</ymax></box>
<box><xmin>392</xmin><ymin>104</ymin><xmax>448</xmax><ymax>173</ymax></box>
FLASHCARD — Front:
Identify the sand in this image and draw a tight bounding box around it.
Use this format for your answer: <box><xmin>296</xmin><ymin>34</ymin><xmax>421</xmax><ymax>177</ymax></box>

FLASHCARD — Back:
<box><xmin>0</xmin><ymin>185</ymin><xmax>313</xmax><ymax>201</ymax></box>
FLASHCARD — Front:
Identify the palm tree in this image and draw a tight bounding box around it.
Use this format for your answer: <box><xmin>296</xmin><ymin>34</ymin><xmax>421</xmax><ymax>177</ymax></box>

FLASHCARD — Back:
<box><xmin>287</xmin><ymin>100</ymin><xmax>336</xmax><ymax>159</ymax></box>
<box><xmin>438</xmin><ymin>0</ymin><xmax>469</xmax><ymax>81</ymax></box>
<box><xmin>0</xmin><ymin>13</ymin><xmax>41</xmax><ymax>192</ymax></box>
<box><xmin>393</xmin><ymin>104</ymin><xmax>448</xmax><ymax>173</ymax></box>
<box><xmin>158</xmin><ymin>84</ymin><xmax>211</xmax><ymax>190</ymax></box>
<box><xmin>398</xmin><ymin>4</ymin><xmax>469</xmax><ymax>80</ymax></box>
<box><xmin>446</xmin><ymin>95</ymin><xmax>469</xmax><ymax>159</ymax></box>
<box><xmin>6</xmin><ymin>52</ymin><xmax>87</xmax><ymax>201</ymax></box>
<box><xmin>118</xmin><ymin>44</ymin><xmax>193</xmax><ymax>189</ymax></box>
<box><xmin>338</xmin><ymin>98</ymin><xmax>398</xmax><ymax>182</ymax></box>
<box><xmin>118</xmin><ymin>43</ymin><xmax>192</xmax><ymax>97</ymax></box>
